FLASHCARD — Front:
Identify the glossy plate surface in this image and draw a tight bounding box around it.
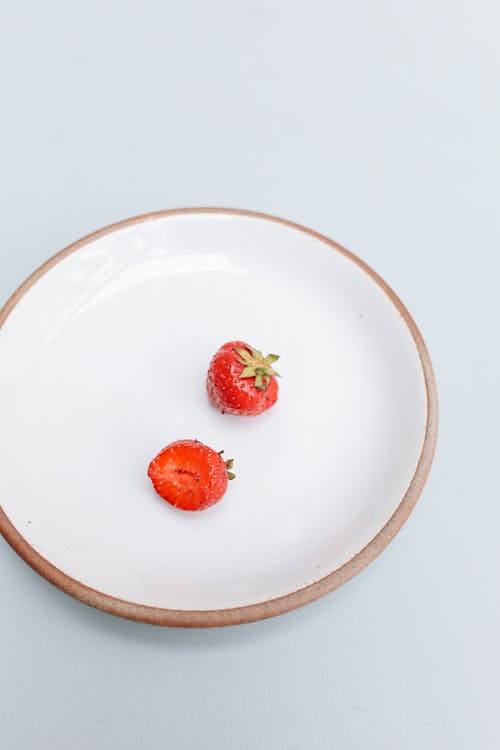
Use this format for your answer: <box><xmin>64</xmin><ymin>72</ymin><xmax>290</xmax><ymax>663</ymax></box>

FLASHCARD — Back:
<box><xmin>0</xmin><ymin>209</ymin><xmax>437</xmax><ymax>626</ymax></box>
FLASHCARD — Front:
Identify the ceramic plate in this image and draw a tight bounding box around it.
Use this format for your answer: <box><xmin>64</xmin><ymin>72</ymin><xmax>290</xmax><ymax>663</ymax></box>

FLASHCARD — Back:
<box><xmin>0</xmin><ymin>209</ymin><xmax>437</xmax><ymax>626</ymax></box>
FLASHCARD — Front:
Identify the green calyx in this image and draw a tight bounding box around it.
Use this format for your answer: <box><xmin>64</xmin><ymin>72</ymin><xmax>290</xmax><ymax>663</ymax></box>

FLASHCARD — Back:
<box><xmin>234</xmin><ymin>347</ymin><xmax>281</xmax><ymax>391</ymax></box>
<box><xmin>225</xmin><ymin>458</ymin><xmax>236</xmax><ymax>480</ymax></box>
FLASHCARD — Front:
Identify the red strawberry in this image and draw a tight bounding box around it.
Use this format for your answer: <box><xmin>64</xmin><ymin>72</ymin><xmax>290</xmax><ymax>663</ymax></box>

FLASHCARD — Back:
<box><xmin>148</xmin><ymin>439</ymin><xmax>235</xmax><ymax>511</ymax></box>
<box><xmin>206</xmin><ymin>341</ymin><xmax>280</xmax><ymax>416</ymax></box>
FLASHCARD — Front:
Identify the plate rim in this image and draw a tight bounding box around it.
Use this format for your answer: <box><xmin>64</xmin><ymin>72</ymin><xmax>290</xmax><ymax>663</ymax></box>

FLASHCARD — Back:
<box><xmin>0</xmin><ymin>207</ymin><xmax>438</xmax><ymax>627</ymax></box>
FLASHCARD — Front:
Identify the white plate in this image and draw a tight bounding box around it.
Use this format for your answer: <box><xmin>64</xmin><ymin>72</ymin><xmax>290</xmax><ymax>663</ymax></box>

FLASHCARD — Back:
<box><xmin>0</xmin><ymin>209</ymin><xmax>437</xmax><ymax>626</ymax></box>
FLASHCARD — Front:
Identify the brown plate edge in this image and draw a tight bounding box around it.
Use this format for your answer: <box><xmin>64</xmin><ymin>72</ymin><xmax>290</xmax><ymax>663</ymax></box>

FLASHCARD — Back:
<box><xmin>0</xmin><ymin>207</ymin><xmax>439</xmax><ymax>628</ymax></box>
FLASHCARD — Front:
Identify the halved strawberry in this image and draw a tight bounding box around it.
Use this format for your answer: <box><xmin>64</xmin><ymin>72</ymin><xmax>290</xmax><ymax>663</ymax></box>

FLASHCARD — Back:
<box><xmin>148</xmin><ymin>439</ymin><xmax>234</xmax><ymax>511</ymax></box>
<box><xmin>206</xmin><ymin>340</ymin><xmax>280</xmax><ymax>416</ymax></box>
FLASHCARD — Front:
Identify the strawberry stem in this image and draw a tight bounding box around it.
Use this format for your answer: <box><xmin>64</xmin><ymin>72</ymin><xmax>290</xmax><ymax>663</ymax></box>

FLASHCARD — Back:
<box><xmin>234</xmin><ymin>346</ymin><xmax>281</xmax><ymax>391</ymax></box>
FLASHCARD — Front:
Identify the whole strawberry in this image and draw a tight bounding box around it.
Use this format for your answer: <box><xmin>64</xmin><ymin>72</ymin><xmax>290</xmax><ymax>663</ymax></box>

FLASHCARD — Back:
<box><xmin>206</xmin><ymin>341</ymin><xmax>280</xmax><ymax>416</ymax></box>
<box><xmin>148</xmin><ymin>439</ymin><xmax>235</xmax><ymax>511</ymax></box>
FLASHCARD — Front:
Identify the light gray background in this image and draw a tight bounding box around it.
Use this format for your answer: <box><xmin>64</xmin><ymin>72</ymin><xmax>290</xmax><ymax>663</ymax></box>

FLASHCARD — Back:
<box><xmin>1</xmin><ymin>2</ymin><xmax>498</xmax><ymax>748</ymax></box>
